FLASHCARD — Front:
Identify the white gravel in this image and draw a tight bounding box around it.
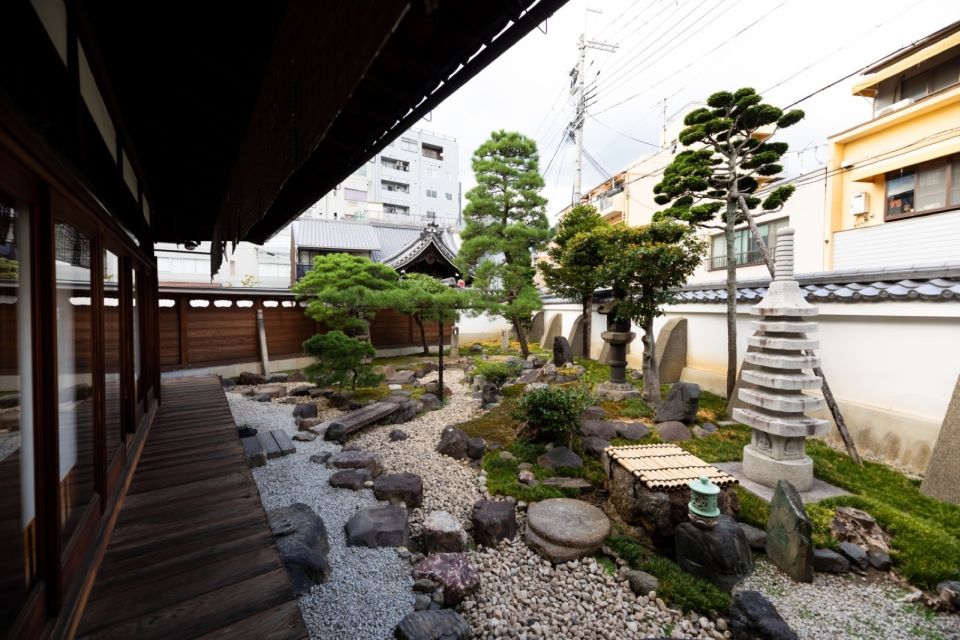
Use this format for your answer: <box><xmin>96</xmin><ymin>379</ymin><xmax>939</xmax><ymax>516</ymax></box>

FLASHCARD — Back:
<box><xmin>738</xmin><ymin>559</ymin><xmax>960</xmax><ymax>640</ymax></box>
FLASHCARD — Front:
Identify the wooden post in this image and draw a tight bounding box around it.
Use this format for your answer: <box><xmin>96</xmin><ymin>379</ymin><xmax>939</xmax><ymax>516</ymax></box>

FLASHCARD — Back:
<box><xmin>256</xmin><ymin>309</ymin><xmax>270</xmax><ymax>376</ymax></box>
<box><xmin>808</xmin><ymin>354</ymin><xmax>862</xmax><ymax>465</ymax></box>
<box><xmin>177</xmin><ymin>294</ymin><xmax>189</xmax><ymax>368</ymax></box>
<box><xmin>437</xmin><ymin>312</ymin><xmax>444</xmax><ymax>406</ymax></box>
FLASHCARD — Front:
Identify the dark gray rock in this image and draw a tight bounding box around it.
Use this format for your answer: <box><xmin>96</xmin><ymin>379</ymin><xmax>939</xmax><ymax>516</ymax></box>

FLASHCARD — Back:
<box><xmin>675</xmin><ymin>515</ymin><xmax>754</xmax><ymax>591</ymax></box>
<box><xmin>385</xmin><ymin>370</ymin><xmax>418</xmax><ymax>385</ymax></box>
<box><xmin>465</xmin><ymin>437</ymin><xmax>486</xmax><ymax>460</ymax></box>
<box><xmin>581</xmin><ymin>436</ymin><xmax>610</xmax><ymax>459</ymax></box>
<box><xmin>701</xmin><ymin>422</ymin><xmax>718</xmax><ymax>433</ymax></box>
<box><xmin>297</xmin><ymin>418</ymin><xmax>325</xmax><ymax>431</ymax></box>
<box><xmin>345</xmin><ymin>505</ymin><xmax>409</xmax><ymax>548</ymax></box>
<box><xmin>292</xmin><ymin>403</ymin><xmax>318</xmax><ymax>419</ymax></box>
<box><xmin>553</xmin><ymin>336</ymin><xmax>573</xmax><ymax>366</ymax></box>
<box><xmin>730</xmin><ymin>590</ymin><xmax>798</xmax><ymax>640</ymax></box>
<box><xmin>739</xmin><ymin>523</ymin><xmax>767</xmax><ymax>551</ymax></box>
<box><xmin>419</xmin><ymin>393</ymin><xmax>442</xmax><ymax>411</ymax></box>
<box><xmin>422</xmin><ymin>511</ymin><xmax>467</xmax><ymax>554</ymax></box>
<box><xmin>267</xmin><ymin>503</ymin><xmax>330</xmax><ymax>596</ymax></box>
<box><xmin>437</xmin><ymin>426</ymin><xmax>469</xmax><ymax>460</ymax></box>
<box><xmin>238</xmin><ymin>371</ymin><xmax>268</xmax><ymax>385</ymax></box>
<box><xmin>838</xmin><ymin>542</ymin><xmax>869</xmax><ymax>570</ymax></box>
<box><xmin>655</xmin><ymin>421</ymin><xmax>692</xmax><ymax>442</ymax></box>
<box><xmin>412</xmin><ymin>553</ymin><xmax>480</xmax><ymax>606</ymax></box>
<box><xmin>288</xmin><ymin>385</ymin><xmax>313</xmax><ymax>397</ymax></box>
<box><xmin>237</xmin><ymin>425</ymin><xmax>258</xmax><ymax>438</ymax></box>
<box><xmin>654</xmin><ymin>382</ymin><xmax>701</xmax><ymax>425</ymax></box>
<box><xmin>813</xmin><ymin>548</ymin><xmax>850</xmax><ymax>574</ymax></box>
<box><xmin>614</xmin><ymin>422</ymin><xmax>650</xmax><ymax>441</ymax></box>
<box><xmin>413</xmin><ymin>594</ymin><xmax>431</xmax><ymax>611</ymax></box>
<box><xmin>469</xmin><ymin>343</ymin><xmax>483</xmax><ymax>354</ymax></box>
<box><xmin>413</xmin><ymin>578</ymin><xmax>438</xmax><ymax>593</ymax></box>
<box><xmin>389</xmin><ymin>429</ymin><xmax>409</xmax><ymax>442</ymax></box>
<box><xmin>327</xmin><ymin>450</ymin><xmax>384</xmax><ymax>477</ymax></box>
<box><xmin>310</xmin><ymin>452</ymin><xmax>331</xmax><ymax>465</ymax></box>
<box><xmin>766</xmin><ymin>480</ymin><xmax>814</xmax><ymax>582</ymax></box>
<box><xmin>471</xmin><ymin>500</ymin><xmax>517</xmax><ymax>547</ymax></box>
<box><xmin>625</xmin><ymin>569</ymin><xmax>659</xmax><ymax>596</ymax></box>
<box><xmin>287</xmin><ymin>370</ymin><xmax>308</xmax><ymax>382</ymax></box>
<box><xmin>268</xmin><ymin>373</ymin><xmax>289</xmax><ymax>383</ymax></box>
<box><xmin>390</xmin><ymin>400</ymin><xmax>421</xmax><ymax>424</ymax></box>
<box><xmin>374</xmin><ymin>472</ymin><xmax>424</xmax><ymax>508</ymax></box>
<box><xmin>481</xmin><ymin>383</ymin><xmax>500</xmax><ymax>407</ymax></box>
<box><xmin>867</xmin><ymin>549</ymin><xmax>891</xmax><ymax>571</ymax></box>
<box><xmin>581</xmin><ymin>420</ymin><xmax>617</xmax><ymax>440</ymax></box>
<box><xmin>517</xmin><ymin>369</ymin><xmax>539</xmax><ymax>384</ymax></box>
<box><xmin>536</xmin><ymin>446</ymin><xmax>582</xmax><ymax>470</ymax></box>
<box><xmin>394</xmin><ymin>610</ymin><xmax>471</xmax><ymax>640</ymax></box>
<box><xmin>292</xmin><ymin>431</ymin><xmax>316</xmax><ymax>442</ymax></box>
<box><xmin>329</xmin><ymin>468</ymin><xmax>373</xmax><ymax>490</ymax></box>
<box><xmin>581</xmin><ymin>406</ymin><xmax>605</xmax><ymax>422</ymax></box>
<box><xmin>936</xmin><ymin>581</ymin><xmax>960</xmax><ymax>610</ymax></box>
<box><xmin>220</xmin><ymin>379</ymin><xmax>236</xmax><ymax>390</ymax></box>
<box><xmin>422</xmin><ymin>381</ymin><xmax>452</xmax><ymax>398</ymax></box>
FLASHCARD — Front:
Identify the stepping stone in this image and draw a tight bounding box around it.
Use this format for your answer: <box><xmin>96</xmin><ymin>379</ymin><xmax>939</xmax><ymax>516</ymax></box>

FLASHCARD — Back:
<box><xmin>270</xmin><ymin>429</ymin><xmax>296</xmax><ymax>456</ymax></box>
<box><xmin>412</xmin><ymin>553</ymin><xmax>480</xmax><ymax>606</ymax></box>
<box><xmin>240</xmin><ymin>436</ymin><xmax>266</xmax><ymax>468</ymax></box>
<box><xmin>327</xmin><ymin>450</ymin><xmax>384</xmax><ymax>477</ymax></box>
<box><xmin>394</xmin><ymin>610</ymin><xmax>470</xmax><ymax>640</ymax></box>
<box><xmin>324</xmin><ymin>401</ymin><xmax>400</xmax><ymax>441</ymax></box>
<box><xmin>345</xmin><ymin>505</ymin><xmax>409</xmax><ymax>548</ymax></box>
<box><xmin>536</xmin><ymin>446</ymin><xmax>582</xmax><ymax>470</ymax></box>
<box><xmin>257</xmin><ymin>431</ymin><xmax>282</xmax><ymax>459</ymax></box>
<box><xmin>329</xmin><ymin>468</ymin><xmax>373</xmax><ymax>490</ymax></box>
<box><xmin>422</xmin><ymin>511</ymin><xmax>467</xmax><ymax>554</ymax></box>
<box><xmin>373</xmin><ymin>472</ymin><xmax>423</xmax><ymax>508</ymax></box>
<box><xmin>524</xmin><ymin>498</ymin><xmax>609</xmax><ymax>563</ymax></box>
<box><xmin>541</xmin><ymin>477</ymin><xmax>592</xmax><ymax>494</ymax></box>
<box><xmin>471</xmin><ymin>500</ymin><xmax>517</xmax><ymax>547</ymax></box>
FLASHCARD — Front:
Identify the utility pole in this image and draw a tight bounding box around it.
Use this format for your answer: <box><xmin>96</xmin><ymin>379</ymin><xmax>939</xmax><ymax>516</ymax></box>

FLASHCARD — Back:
<box><xmin>570</xmin><ymin>33</ymin><xmax>617</xmax><ymax>203</ymax></box>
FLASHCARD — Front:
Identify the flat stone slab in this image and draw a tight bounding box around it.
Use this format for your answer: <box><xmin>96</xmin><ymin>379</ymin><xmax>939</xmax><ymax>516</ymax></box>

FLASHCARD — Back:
<box><xmin>328</xmin><ymin>468</ymin><xmax>373</xmax><ymax>490</ymax></box>
<box><xmin>714</xmin><ymin>462</ymin><xmax>849</xmax><ymax>504</ymax></box>
<box><xmin>327</xmin><ymin>450</ymin><xmax>384</xmax><ymax>477</ymax></box>
<box><xmin>525</xmin><ymin>498</ymin><xmax>609</xmax><ymax>563</ymax></box>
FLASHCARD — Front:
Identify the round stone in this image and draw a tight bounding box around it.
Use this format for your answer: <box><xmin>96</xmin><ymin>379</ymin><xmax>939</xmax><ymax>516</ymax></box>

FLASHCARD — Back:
<box><xmin>525</xmin><ymin>498</ymin><xmax>610</xmax><ymax>563</ymax></box>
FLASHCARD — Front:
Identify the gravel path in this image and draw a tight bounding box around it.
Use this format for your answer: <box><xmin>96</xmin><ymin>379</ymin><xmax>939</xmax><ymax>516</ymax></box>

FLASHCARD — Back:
<box><xmin>738</xmin><ymin>559</ymin><xmax>960</xmax><ymax>640</ymax></box>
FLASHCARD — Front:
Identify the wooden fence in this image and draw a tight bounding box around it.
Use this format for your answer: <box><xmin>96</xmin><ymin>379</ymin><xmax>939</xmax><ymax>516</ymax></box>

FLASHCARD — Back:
<box><xmin>158</xmin><ymin>289</ymin><xmax>450</xmax><ymax>371</ymax></box>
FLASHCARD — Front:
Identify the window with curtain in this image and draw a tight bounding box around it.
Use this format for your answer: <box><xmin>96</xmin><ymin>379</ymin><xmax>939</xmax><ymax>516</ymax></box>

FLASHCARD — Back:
<box><xmin>710</xmin><ymin>218</ymin><xmax>788</xmax><ymax>270</ymax></box>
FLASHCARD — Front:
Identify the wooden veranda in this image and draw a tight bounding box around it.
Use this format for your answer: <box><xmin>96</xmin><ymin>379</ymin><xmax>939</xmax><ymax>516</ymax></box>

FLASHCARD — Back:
<box><xmin>75</xmin><ymin>376</ymin><xmax>307</xmax><ymax>640</ymax></box>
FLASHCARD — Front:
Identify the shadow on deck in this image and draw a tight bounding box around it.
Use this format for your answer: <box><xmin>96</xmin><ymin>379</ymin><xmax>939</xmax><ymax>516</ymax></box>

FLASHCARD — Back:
<box><xmin>77</xmin><ymin>376</ymin><xmax>308</xmax><ymax>640</ymax></box>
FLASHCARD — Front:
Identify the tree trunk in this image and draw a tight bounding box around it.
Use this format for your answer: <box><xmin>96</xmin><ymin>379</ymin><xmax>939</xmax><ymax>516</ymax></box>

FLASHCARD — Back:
<box><xmin>739</xmin><ymin>195</ymin><xmax>774</xmax><ymax>273</ymax></box>
<box><xmin>512</xmin><ymin>317</ymin><xmax>531</xmax><ymax>358</ymax></box>
<box><xmin>724</xmin><ymin>196</ymin><xmax>738</xmax><ymax>400</ymax></box>
<box><xmin>582</xmin><ymin>295</ymin><xmax>592</xmax><ymax>359</ymax></box>
<box><xmin>414</xmin><ymin>316</ymin><xmax>428</xmax><ymax>355</ymax></box>
<box><xmin>640</xmin><ymin>316</ymin><xmax>661</xmax><ymax>407</ymax></box>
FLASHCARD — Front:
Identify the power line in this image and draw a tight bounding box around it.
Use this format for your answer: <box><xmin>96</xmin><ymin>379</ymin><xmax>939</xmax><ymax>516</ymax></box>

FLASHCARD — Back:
<box><xmin>589</xmin><ymin>114</ymin><xmax>660</xmax><ymax>148</ymax></box>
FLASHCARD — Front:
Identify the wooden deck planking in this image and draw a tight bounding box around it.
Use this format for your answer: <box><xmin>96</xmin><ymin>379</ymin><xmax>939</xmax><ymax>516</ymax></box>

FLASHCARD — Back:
<box><xmin>77</xmin><ymin>376</ymin><xmax>308</xmax><ymax>640</ymax></box>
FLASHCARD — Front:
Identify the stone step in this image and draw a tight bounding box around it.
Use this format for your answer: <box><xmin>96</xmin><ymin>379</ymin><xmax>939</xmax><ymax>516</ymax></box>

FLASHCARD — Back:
<box><xmin>742</xmin><ymin>369</ymin><xmax>822</xmax><ymax>390</ymax></box>
<box><xmin>744</xmin><ymin>351</ymin><xmax>820</xmax><ymax>370</ymax></box>
<box><xmin>747</xmin><ymin>335</ymin><xmax>819</xmax><ymax>351</ymax></box>
<box><xmin>240</xmin><ymin>436</ymin><xmax>266</xmax><ymax>468</ymax></box>
<box><xmin>739</xmin><ymin>388</ymin><xmax>825</xmax><ymax>413</ymax></box>
<box><xmin>270</xmin><ymin>429</ymin><xmax>296</xmax><ymax>456</ymax></box>
<box><xmin>751</xmin><ymin>320</ymin><xmax>817</xmax><ymax>333</ymax></box>
<box><xmin>732</xmin><ymin>407</ymin><xmax>829</xmax><ymax>438</ymax></box>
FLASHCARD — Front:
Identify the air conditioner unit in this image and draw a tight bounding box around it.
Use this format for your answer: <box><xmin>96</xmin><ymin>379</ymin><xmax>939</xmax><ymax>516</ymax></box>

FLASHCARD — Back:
<box><xmin>876</xmin><ymin>98</ymin><xmax>913</xmax><ymax>117</ymax></box>
<box><xmin>850</xmin><ymin>192</ymin><xmax>870</xmax><ymax>216</ymax></box>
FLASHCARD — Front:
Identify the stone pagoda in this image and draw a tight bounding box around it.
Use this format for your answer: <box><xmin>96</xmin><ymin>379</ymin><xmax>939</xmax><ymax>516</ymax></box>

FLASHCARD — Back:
<box><xmin>734</xmin><ymin>228</ymin><xmax>828</xmax><ymax>492</ymax></box>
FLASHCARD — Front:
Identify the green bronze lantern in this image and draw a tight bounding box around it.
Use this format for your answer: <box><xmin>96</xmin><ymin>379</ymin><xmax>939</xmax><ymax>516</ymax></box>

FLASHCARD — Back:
<box><xmin>688</xmin><ymin>476</ymin><xmax>720</xmax><ymax>528</ymax></box>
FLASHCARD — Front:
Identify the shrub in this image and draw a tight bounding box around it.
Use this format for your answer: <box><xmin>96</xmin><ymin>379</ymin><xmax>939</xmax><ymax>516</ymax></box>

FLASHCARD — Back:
<box><xmin>474</xmin><ymin>361</ymin><xmax>521</xmax><ymax>389</ymax></box>
<box><xmin>514</xmin><ymin>385</ymin><xmax>592</xmax><ymax>446</ymax></box>
<box><xmin>303</xmin><ymin>331</ymin><xmax>381</xmax><ymax>390</ymax></box>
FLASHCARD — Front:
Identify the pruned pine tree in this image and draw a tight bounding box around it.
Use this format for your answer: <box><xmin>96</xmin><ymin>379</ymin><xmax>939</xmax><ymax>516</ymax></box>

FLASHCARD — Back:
<box><xmin>394</xmin><ymin>273</ymin><xmax>467</xmax><ymax>355</ymax></box>
<box><xmin>458</xmin><ymin>130</ymin><xmax>551</xmax><ymax>358</ymax></box>
<box><xmin>538</xmin><ymin>204</ymin><xmax>605</xmax><ymax>359</ymax></box>
<box><xmin>653</xmin><ymin>87</ymin><xmax>803</xmax><ymax>398</ymax></box>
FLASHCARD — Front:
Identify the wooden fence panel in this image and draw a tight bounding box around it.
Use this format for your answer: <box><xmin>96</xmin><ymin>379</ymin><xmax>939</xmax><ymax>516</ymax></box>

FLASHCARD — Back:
<box><xmin>263</xmin><ymin>304</ymin><xmax>317</xmax><ymax>357</ymax></box>
<box><xmin>158</xmin><ymin>305</ymin><xmax>180</xmax><ymax>368</ymax></box>
<box><xmin>185</xmin><ymin>305</ymin><xmax>259</xmax><ymax>366</ymax></box>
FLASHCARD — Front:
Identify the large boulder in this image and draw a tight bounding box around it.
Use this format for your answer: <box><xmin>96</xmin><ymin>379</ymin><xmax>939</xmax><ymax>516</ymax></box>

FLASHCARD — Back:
<box><xmin>328</xmin><ymin>468</ymin><xmax>373</xmax><ymax>490</ymax></box>
<box><xmin>419</xmin><ymin>393</ymin><xmax>442</xmax><ymax>411</ymax></box>
<box><xmin>581</xmin><ymin>406</ymin><xmax>605</xmax><ymax>421</ymax></box>
<box><xmin>536</xmin><ymin>446</ymin><xmax>582</xmax><ymax>470</ymax></box>
<box><xmin>373</xmin><ymin>472</ymin><xmax>424</xmax><ymax>508</ymax></box>
<box><xmin>292</xmin><ymin>403</ymin><xmax>318</xmax><ymax>419</ymax></box>
<box><xmin>422</xmin><ymin>381</ymin><xmax>452</xmax><ymax>398</ymax></box>
<box><xmin>394</xmin><ymin>610</ymin><xmax>470</xmax><ymax>640</ymax></box>
<box><xmin>937</xmin><ymin>581</ymin><xmax>960</xmax><ymax>611</ymax></box>
<box><xmin>525</xmin><ymin>498</ymin><xmax>610</xmax><ymax>563</ymax></box>
<box><xmin>436</xmin><ymin>426</ymin><xmax>469</xmax><ymax>460</ymax></box>
<box><xmin>481</xmin><ymin>383</ymin><xmax>500</xmax><ymax>407</ymax></box>
<box><xmin>766</xmin><ymin>480</ymin><xmax>814</xmax><ymax>582</ymax></box>
<box><xmin>813</xmin><ymin>548</ymin><xmax>850</xmax><ymax>574</ymax></box>
<box><xmin>390</xmin><ymin>400</ymin><xmax>421</xmax><ymax>424</ymax></box>
<box><xmin>615</xmin><ymin>422</ymin><xmax>650</xmax><ymax>441</ymax></box>
<box><xmin>412</xmin><ymin>553</ymin><xmax>480</xmax><ymax>606</ymax></box>
<box><xmin>465</xmin><ymin>437</ymin><xmax>486</xmax><ymax>460</ymax></box>
<box><xmin>581</xmin><ymin>436</ymin><xmax>610</xmax><ymax>460</ymax></box>
<box><xmin>422</xmin><ymin>511</ymin><xmax>467</xmax><ymax>554</ymax></box>
<box><xmin>267</xmin><ymin>503</ymin><xmax>330</xmax><ymax>596</ymax></box>
<box><xmin>675</xmin><ymin>515</ymin><xmax>754</xmax><ymax>591</ymax></box>
<box><xmin>729</xmin><ymin>591</ymin><xmax>798</xmax><ymax>640</ymax></box>
<box><xmin>345</xmin><ymin>505</ymin><xmax>409</xmax><ymax>548</ymax></box>
<box><xmin>655</xmin><ymin>421</ymin><xmax>692</xmax><ymax>442</ymax></box>
<box><xmin>327</xmin><ymin>450</ymin><xmax>384</xmax><ymax>477</ymax></box>
<box><xmin>238</xmin><ymin>371</ymin><xmax>268</xmax><ymax>385</ymax></box>
<box><xmin>581</xmin><ymin>420</ymin><xmax>617</xmax><ymax>440</ymax></box>
<box><xmin>553</xmin><ymin>336</ymin><xmax>573</xmax><ymax>366</ymax></box>
<box><xmin>654</xmin><ymin>382</ymin><xmax>701</xmax><ymax>425</ymax></box>
<box><xmin>471</xmin><ymin>500</ymin><xmax>517</xmax><ymax>547</ymax></box>
<box><xmin>385</xmin><ymin>370</ymin><xmax>418</xmax><ymax>385</ymax></box>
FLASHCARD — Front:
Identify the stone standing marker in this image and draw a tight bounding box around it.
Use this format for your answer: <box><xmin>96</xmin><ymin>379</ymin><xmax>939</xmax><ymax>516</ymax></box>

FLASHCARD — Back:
<box><xmin>766</xmin><ymin>479</ymin><xmax>814</xmax><ymax>582</ymax></box>
<box><xmin>734</xmin><ymin>228</ymin><xmax>828</xmax><ymax>492</ymax></box>
<box><xmin>921</xmin><ymin>374</ymin><xmax>960</xmax><ymax>506</ymax></box>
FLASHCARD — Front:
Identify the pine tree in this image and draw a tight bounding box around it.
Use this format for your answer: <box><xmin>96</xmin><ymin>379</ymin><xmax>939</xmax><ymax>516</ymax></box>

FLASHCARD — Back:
<box><xmin>458</xmin><ymin>130</ymin><xmax>551</xmax><ymax>357</ymax></box>
<box><xmin>393</xmin><ymin>273</ymin><xmax>468</xmax><ymax>355</ymax></box>
<box><xmin>653</xmin><ymin>87</ymin><xmax>803</xmax><ymax>398</ymax></box>
<box><xmin>539</xmin><ymin>204</ymin><xmax>605</xmax><ymax>358</ymax></box>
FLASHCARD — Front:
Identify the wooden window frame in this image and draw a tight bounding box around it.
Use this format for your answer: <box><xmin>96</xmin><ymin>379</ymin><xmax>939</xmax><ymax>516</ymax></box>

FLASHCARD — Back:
<box><xmin>884</xmin><ymin>155</ymin><xmax>960</xmax><ymax>222</ymax></box>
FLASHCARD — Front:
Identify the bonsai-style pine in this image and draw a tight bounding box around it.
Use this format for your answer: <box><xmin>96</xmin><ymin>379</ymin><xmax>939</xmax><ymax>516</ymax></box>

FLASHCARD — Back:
<box><xmin>394</xmin><ymin>273</ymin><xmax>468</xmax><ymax>355</ymax></box>
<box><xmin>302</xmin><ymin>331</ymin><xmax>379</xmax><ymax>390</ymax></box>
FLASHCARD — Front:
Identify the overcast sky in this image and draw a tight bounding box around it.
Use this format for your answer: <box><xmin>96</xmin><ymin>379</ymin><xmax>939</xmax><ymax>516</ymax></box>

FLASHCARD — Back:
<box><xmin>419</xmin><ymin>0</ymin><xmax>960</xmax><ymax>222</ymax></box>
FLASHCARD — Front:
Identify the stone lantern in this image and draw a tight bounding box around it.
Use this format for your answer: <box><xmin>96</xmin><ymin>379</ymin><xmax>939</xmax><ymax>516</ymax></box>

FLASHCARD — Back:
<box><xmin>595</xmin><ymin>301</ymin><xmax>641</xmax><ymax>401</ymax></box>
<box><xmin>734</xmin><ymin>228</ymin><xmax>828</xmax><ymax>492</ymax></box>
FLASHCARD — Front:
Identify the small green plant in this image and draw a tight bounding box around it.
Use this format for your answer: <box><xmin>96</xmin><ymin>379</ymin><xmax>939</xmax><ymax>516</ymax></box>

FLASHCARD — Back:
<box><xmin>473</xmin><ymin>361</ymin><xmax>521</xmax><ymax>389</ymax></box>
<box><xmin>303</xmin><ymin>331</ymin><xmax>381</xmax><ymax>390</ymax></box>
<box><xmin>514</xmin><ymin>385</ymin><xmax>592</xmax><ymax>446</ymax></box>
<box><xmin>0</xmin><ymin>257</ymin><xmax>18</xmax><ymax>280</ymax></box>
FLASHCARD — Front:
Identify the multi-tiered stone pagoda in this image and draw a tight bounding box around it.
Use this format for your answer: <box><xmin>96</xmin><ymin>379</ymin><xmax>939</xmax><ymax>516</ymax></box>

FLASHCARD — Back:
<box><xmin>733</xmin><ymin>228</ymin><xmax>828</xmax><ymax>492</ymax></box>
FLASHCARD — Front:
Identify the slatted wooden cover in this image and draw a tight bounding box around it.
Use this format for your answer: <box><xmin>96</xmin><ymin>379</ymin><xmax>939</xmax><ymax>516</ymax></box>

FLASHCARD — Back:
<box><xmin>605</xmin><ymin>443</ymin><xmax>738</xmax><ymax>491</ymax></box>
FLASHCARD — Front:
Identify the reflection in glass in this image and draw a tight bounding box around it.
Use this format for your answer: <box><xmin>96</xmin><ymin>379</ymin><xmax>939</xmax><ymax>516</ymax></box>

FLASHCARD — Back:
<box><xmin>55</xmin><ymin>222</ymin><xmax>96</xmax><ymax>547</ymax></box>
<box><xmin>103</xmin><ymin>251</ymin><xmax>122</xmax><ymax>453</ymax></box>
<box><xmin>0</xmin><ymin>195</ymin><xmax>34</xmax><ymax>632</ymax></box>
